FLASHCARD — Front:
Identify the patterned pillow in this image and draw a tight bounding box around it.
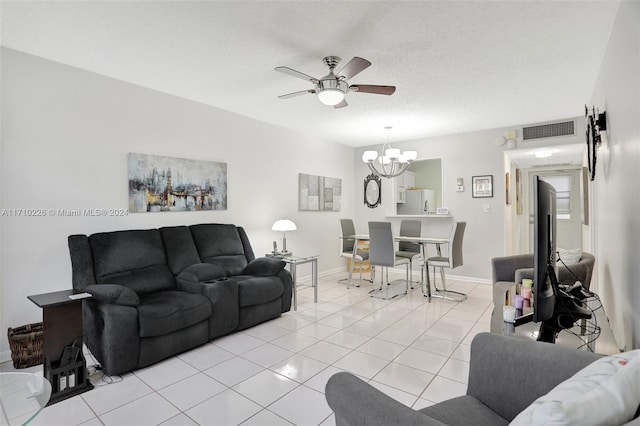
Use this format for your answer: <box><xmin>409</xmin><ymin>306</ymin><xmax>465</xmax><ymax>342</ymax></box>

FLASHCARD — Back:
<box><xmin>510</xmin><ymin>350</ymin><xmax>640</xmax><ymax>426</ymax></box>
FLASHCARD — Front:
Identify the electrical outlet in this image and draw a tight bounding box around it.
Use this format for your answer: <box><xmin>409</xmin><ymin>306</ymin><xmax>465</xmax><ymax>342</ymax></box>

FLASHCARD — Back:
<box><xmin>483</xmin><ymin>203</ymin><xmax>490</xmax><ymax>213</ymax></box>
<box><xmin>457</xmin><ymin>185</ymin><xmax>464</xmax><ymax>192</ymax></box>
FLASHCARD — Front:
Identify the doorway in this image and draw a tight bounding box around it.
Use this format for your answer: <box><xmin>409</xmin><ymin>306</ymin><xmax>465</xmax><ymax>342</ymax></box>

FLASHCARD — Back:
<box><xmin>524</xmin><ymin>167</ymin><xmax>583</xmax><ymax>252</ymax></box>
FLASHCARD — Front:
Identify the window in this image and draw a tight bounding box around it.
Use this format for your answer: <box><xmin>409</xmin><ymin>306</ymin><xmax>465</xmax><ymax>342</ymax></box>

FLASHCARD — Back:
<box><xmin>540</xmin><ymin>175</ymin><xmax>571</xmax><ymax>220</ymax></box>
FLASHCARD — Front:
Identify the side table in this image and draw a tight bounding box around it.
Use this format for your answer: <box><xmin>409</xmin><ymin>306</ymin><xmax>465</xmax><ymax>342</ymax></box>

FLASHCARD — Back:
<box><xmin>268</xmin><ymin>254</ymin><xmax>319</xmax><ymax>310</ymax></box>
<box><xmin>27</xmin><ymin>289</ymin><xmax>93</xmax><ymax>405</ymax></box>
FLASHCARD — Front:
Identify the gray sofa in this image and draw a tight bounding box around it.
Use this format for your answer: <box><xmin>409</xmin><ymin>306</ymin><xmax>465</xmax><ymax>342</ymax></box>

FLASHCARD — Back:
<box><xmin>326</xmin><ymin>332</ymin><xmax>640</xmax><ymax>426</ymax></box>
<box><xmin>490</xmin><ymin>252</ymin><xmax>595</xmax><ymax>334</ymax></box>
<box><xmin>68</xmin><ymin>223</ymin><xmax>293</xmax><ymax>375</ymax></box>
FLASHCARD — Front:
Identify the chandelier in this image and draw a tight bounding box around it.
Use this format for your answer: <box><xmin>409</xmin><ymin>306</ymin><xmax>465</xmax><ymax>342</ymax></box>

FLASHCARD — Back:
<box><xmin>361</xmin><ymin>127</ymin><xmax>417</xmax><ymax>178</ymax></box>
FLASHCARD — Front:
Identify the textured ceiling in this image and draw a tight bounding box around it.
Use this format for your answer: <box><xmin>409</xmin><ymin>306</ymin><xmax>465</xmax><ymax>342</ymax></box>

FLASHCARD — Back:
<box><xmin>0</xmin><ymin>1</ymin><xmax>620</xmax><ymax>147</ymax></box>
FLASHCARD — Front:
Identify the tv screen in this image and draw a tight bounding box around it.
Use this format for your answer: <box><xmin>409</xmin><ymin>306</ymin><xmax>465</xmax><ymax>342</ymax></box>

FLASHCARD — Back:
<box><xmin>533</xmin><ymin>176</ymin><xmax>558</xmax><ymax>324</ymax></box>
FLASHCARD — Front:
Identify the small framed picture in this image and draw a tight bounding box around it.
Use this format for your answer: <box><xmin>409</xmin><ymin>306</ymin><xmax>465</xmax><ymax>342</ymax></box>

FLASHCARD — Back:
<box><xmin>472</xmin><ymin>175</ymin><xmax>493</xmax><ymax>198</ymax></box>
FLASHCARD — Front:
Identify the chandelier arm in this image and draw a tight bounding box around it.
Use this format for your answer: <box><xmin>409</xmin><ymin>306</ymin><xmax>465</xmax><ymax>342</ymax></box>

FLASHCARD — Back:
<box><xmin>366</xmin><ymin>162</ymin><xmax>381</xmax><ymax>176</ymax></box>
<box><xmin>367</xmin><ymin>160</ymin><xmax>412</xmax><ymax>179</ymax></box>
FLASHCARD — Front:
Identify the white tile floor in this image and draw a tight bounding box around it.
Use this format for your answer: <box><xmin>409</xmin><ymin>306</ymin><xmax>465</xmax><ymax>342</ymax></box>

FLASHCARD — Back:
<box><xmin>2</xmin><ymin>271</ymin><xmax>618</xmax><ymax>426</ymax></box>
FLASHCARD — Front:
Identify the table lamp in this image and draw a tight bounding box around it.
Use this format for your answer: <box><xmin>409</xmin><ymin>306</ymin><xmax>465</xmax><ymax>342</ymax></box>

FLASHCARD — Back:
<box><xmin>272</xmin><ymin>219</ymin><xmax>297</xmax><ymax>255</ymax></box>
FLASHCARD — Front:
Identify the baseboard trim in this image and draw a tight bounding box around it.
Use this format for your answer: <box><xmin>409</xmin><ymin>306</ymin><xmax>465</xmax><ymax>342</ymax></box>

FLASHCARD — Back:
<box><xmin>1</xmin><ymin>350</ymin><xmax>12</xmax><ymax>365</ymax></box>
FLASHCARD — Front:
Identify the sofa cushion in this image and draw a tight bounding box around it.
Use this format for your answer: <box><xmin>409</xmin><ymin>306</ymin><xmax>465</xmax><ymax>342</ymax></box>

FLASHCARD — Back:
<box><xmin>243</xmin><ymin>258</ymin><xmax>286</xmax><ymax>276</ymax></box>
<box><xmin>89</xmin><ymin>229</ymin><xmax>175</xmax><ymax>294</ymax></box>
<box><xmin>511</xmin><ymin>350</ymin><xmax>640</xmax><ymax>426</ymax></box>
<box><xmin>421</xmin><ymin>395</ymin><xmax>509</xmax><ymax>426</ymax></box>
<box><xmin>159</xmin><ymin>226</ymin><xmax>201</xmax><ymax>275</ymax></box>
<box><xmin>234</xmin><ymin>275</ymin><xmax>284</xmax><ymax>307</ymax></box>
<box><xmin>137</xmin><ymin>291</ymin><xmax>212</xmax><ymax>337</ymax></box>
<box><xmin>190</xmin><ymin>224</ymin><xmax>249</xmax><ymax>276</ymax></box>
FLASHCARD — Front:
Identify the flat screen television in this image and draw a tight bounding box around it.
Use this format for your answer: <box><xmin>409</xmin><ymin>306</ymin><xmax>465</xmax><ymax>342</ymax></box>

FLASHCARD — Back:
<box><xmin>532</xmin><ymin>176</ymin><xmax>591</xmax><ymax>343</ymax></box>
<box><xmin>532</xmin><ymin>176</ymin><xmax>558</xmax><ymax>325</ymax></box>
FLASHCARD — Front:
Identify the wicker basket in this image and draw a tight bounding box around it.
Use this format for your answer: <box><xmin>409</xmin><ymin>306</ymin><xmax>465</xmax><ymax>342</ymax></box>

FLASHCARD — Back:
<box><xmin>7</xmin><ymin>322</ymin><xmax>44</xmax><ymax>369</ymax></box>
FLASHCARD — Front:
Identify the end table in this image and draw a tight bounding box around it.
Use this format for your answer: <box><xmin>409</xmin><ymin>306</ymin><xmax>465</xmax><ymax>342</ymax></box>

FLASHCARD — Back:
<box><xmin>27</xmin><ymin>289</ymin><xmax>93</xmax><ymax>405</ymax></box>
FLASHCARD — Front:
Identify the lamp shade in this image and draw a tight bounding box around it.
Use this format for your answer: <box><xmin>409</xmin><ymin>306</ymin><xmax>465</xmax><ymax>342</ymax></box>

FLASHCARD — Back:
<box><xmin>272</xmin><ymin>219</ymin><xmax>297</xmax><ymax>232</ymax></box>
<box><xmin>317</xmin><ymin>89</ymin><xmax>345</xmax><ymax>106</ymax></box>
<box><xmin>362</xmin><ymin>151</ymin><xmax>378</xmax><ymax>162</ymax></box>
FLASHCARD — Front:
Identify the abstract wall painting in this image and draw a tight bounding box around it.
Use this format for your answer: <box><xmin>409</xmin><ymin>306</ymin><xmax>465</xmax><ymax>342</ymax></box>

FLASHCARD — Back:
<box><xmin>298</xmin><ymin>173</ymin><xmax>342</xmax><ymax>211</ymax></box>
<box><xmin>128</xmin><ymin>153</ymin><xmax>227</xmax><ymax>213</ymax></box>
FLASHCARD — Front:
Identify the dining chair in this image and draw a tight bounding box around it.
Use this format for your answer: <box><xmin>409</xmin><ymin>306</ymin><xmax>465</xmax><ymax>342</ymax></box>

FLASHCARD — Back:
<box><xmin>368</xmin><ymin>221</ymin><xmax>410</xmax><ymax>299</ymax></box>
<box><xmin>426</xmin><ymin>221</ymin><xmax>467</xmax><ymax>301</ymax></box>
<box><xmin>339</xmin><ymin>219</ymin><xmax>370</xmax><ymax>288</ymax></box>
<box><xmin>395</xmin><ymin>219</ymin><xmax>424</xmax><ymax>289</ymax></box>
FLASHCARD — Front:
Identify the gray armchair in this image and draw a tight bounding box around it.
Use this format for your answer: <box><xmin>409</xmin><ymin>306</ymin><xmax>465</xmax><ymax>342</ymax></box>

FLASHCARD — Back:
<box><xmin>490</xmin><ymin>252</ymin><xmax>595</xmax><ymax>334</ymax></box>
<box><xmin>326</xmin><ymin>332</ymin><xmax>639</xmax><ymax>426</ymax></box>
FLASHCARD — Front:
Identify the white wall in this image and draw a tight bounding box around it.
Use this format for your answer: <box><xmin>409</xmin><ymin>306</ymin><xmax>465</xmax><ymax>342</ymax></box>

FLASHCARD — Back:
<box><xmin>355</xmin><ymin>128</ymin><xmax>509</xmax><ymax>282</ymax></box>
<box><xmin>589</xmin><ymin>1</ymin><xmax>640</xmax><ymax>351</ymax></box>
<box><xmin>0</xmin><ymin>48</ymin><xmax>355</xmax><ymax>360</ymax></box>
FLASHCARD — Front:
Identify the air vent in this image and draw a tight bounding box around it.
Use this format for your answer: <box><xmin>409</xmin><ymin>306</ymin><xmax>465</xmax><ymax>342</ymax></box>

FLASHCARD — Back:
<box><xmin>522</xmin><ymin>121</ymin><xmax>575</xmax><ymax>141</ymax></box>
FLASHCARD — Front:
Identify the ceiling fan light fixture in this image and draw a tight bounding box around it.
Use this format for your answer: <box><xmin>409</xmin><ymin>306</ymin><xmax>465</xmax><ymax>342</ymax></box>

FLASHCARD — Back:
<box><xmin>317</xmin><ymin>88</ymin><xmax>345</xmax><ymax>106</ymax></box>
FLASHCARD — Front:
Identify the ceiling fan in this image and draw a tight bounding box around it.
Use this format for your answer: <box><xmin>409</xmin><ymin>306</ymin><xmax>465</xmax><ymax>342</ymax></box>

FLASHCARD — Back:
<box><xmin>275</xmin><ymin>56</ymin><xmax>396</xmax><ymax>109</ymax></box>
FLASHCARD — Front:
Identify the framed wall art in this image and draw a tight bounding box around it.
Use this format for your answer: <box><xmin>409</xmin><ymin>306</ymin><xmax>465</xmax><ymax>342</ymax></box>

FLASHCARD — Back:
<box><xmin>472</xmin><ymin>175</ymin><xmax>493</xmax><ymax>198</ymax></box>
<box><xmin>298</xmin><ymin>173</ymin><xmax>342</xmax><ymax>211</ymax></box>
<box><xmin>505</xmin><ymin>172</ymin><xmax>511</xmax><ymax>205</ymax></box>
<box><xmin>128</xmin><ymin>153</ymin><xmax>227</xmax><ymax>213</ymax></box>
<box><xmin>515</xmin><ymin>168</ymin><xmax>522</xmax><ymax>215</ymax></box>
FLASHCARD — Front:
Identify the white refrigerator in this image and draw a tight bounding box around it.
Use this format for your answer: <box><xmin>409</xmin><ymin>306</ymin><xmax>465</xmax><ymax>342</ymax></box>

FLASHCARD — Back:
<box><xmin>397</xmin><ymin>189</ymin><xmax>435</xmax><ymax>215</ymax></box>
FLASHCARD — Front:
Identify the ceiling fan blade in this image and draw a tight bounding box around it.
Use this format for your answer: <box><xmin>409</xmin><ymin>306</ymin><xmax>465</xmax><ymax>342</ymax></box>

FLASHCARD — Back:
<box><xmin>333</xmin><ymin>99</ymin><xmax>348</xmax><ymax>109</ymax></box>
<box><xmin>337</xmin><ymin>57</ymin><xmax>371</xmax><ymax>80</ymax></box>
<box><xmin>274</xmin><ymin>66</ymin><xmax>319</xmax><ymax>84</ymax></box>
<box><xmin>350</xmin><ymin>84</ymin><xmax>396</xmax><ymax>95</ymax></box>
<box><xmin>278</xmin><ymin>89</ymin><xmax>316</xmax><ymax>99</ymax></box>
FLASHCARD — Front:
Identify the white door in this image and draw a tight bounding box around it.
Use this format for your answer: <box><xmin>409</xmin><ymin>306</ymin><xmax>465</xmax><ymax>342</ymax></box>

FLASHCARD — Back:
<box><xmin>526</xmin><ymin>168</ymin><xmax>583</xmax><ymax>251</ymax></box>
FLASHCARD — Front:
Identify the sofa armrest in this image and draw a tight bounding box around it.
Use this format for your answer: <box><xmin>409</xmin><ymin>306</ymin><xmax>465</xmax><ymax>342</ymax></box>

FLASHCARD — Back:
<box><xmin>466</xmin><ymin>333</ymin><xmax>601</xmax><ymax>422</ymax></box>
<box><xmin>514</xmin><ymin>267</ymin><xmax>534</xmax><ymax>283</ymax></box>
<box><xmin>326</xmin><ymin>372</ymin><xmax>446</xmax><ymax>426</ymax></box>
<box><xmin>83</xmin><ymin>300</ymin><xmax>139</xmax><ymax>375</ymax></box>
<box><xmin>242</xmin><ymin>257</ymin><xmax>286</xmax><ymax>276</ymax></box>
<box><xmin>491</xmin><ymin>254</ymin><xmax>534</xmax><ymax>284</ymax></box>
<box><xmin>84</xmin><ymin>284</ymin><xmax>139</xmax><ymax>306</ymax></box>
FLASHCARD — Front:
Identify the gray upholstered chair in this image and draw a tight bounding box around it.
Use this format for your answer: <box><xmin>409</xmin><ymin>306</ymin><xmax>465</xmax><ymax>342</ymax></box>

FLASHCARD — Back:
<box><xmin>490</xmin><ymin>251</ymin><xmax>596</xmax><ymax>334</ymax></box>
<box><xmin>426</xmin><ymin>221</ymin><xmax>467</xmax><ymax>301</ymax></box>
<box><xmin>326</xmin><ymin>332</ymin><xmax>640</xmax><ymax>426</ymax></box>
<box><xmin>395</xmin><ymin>219</ymin><xmax>424</xmax><ymax>289</ymax></box>
<box><xmin>339</xmin><ymin>219</ymin><xmax>370</xmax><ymax>288</ymax></box>
<box><xmin>368</xmin><ymin>221</ymin><xmax>410</xmax><ymax>299</ymax></box>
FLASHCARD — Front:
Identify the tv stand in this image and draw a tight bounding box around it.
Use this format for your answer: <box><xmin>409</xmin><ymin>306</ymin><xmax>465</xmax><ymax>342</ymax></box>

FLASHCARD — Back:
<box><xmin>536</xmin><ymin>293</ymin><xmax>593</xmax><ymax>344</ymax></box>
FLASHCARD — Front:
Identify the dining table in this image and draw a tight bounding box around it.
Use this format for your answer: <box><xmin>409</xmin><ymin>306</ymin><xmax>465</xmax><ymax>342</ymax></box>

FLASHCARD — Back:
<box><xmin>344</xmin><ymin>234</ymin><xmax>450</xmax><ymax>299</ymax></box>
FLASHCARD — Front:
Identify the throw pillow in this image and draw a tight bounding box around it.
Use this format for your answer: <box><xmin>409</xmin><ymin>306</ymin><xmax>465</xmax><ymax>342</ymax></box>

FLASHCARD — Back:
<box><xmin>243</xmin><ymin>257</ymin><xmax>286</xmax><ymax>276</ymax></box>
<box><xmin>510</xmin><ymin>350</ymin><xmax>640</xmax><ymax>426</ymax></box>
<box><xmin>557</xmin><ymin>248</ymin><xmax>582</xmax><ymax>265</ymax></box>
